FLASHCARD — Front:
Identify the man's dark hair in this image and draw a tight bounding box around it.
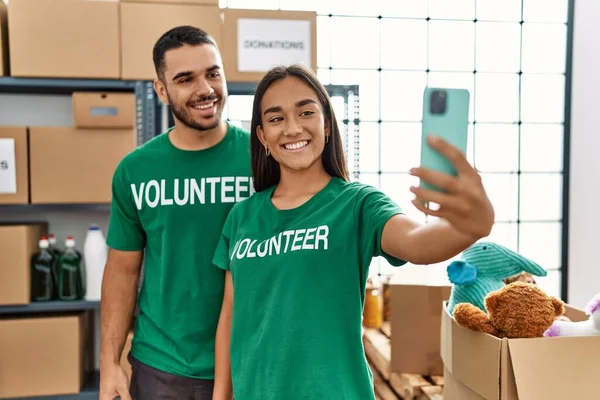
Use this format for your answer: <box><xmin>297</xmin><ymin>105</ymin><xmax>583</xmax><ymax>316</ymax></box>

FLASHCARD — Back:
<box><xmin>152</xmin><ymin>25</ymin><xmax>218</xmax><ymax>79</ymax></box>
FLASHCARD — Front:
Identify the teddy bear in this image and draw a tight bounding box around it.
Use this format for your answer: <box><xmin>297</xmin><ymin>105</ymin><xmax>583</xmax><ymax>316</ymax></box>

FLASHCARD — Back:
<box><xmin>453</xmin><ymin>282</ymin><xmax>565</xmax><ymax>339</ymax></box>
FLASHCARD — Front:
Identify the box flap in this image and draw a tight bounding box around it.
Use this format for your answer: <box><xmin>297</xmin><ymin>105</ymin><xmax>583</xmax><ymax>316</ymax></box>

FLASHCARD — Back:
<box><xmin>509</xmin><ymin>336</ymin><xmax>600</xmax><ymax>400</ymax></box>
<box><xmin>441</xmin><ymin>302</ymin><xmax>502</xmax><ymax>399</ymax></box>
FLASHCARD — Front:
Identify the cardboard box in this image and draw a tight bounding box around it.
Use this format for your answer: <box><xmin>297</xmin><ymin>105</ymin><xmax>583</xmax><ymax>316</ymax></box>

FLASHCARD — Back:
<box><xmin>73</xmin><ymin>92</ymin><xmax>136</xmax><ymax>129</ymax></box>
<box><xmin>121</xmin><ymin>0</ymin><xmax>217</xmax><ymax>4</ymax></box>
<box><xmin>0</xmin><ymin>223</ymin><xmax>48</xmax><ymax>306</ymax></box>
<box><xmin>0</xmin><ymin>313</ymin><xmax>90</xmax><ymax>398</ymax></box>
<box><xmin>120</xmin><ymin>2</ymin><xmax>222</xmax><ymax>80</ymax></box>
<box><xmin>390</xmin><ymin>283</ymin><xmax>451</xmax><ymax>376</ymax></box>
<box><xmin>8</xmin><ymin>0</ymin><xmax>119</xmax><ymax>79</ymax></box>
<box><xmin>221</xmin><ymin>9</ymin><xmax>317</xmax><ymax>82</ymax></box>
<box><xmin>0</xmin><ymin>1</ymin><xmax>8</xmax><ymax>76</ymax></box>
<box><xmin>441</xmin><ymin>301</ymin><xmax>600</xmax><ymax>399</ymax></box>
<box><xmin>29</xmin><ymin>127</ymin><xmax>136</xmax><ymax>204</ymax></box>
<box><xmin>0</xmin><ymin>126</ymin><xmax>28</xmax><ymax>204</ymax></box>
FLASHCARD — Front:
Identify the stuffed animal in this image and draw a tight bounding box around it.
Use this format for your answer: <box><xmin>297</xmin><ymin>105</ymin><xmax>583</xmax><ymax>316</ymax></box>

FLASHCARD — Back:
<box><xmin>446</xmin><ymin>242</ymin><xmax>548</xmax><ymax>315</ymax></box>
<box><xmin>503</xmin><ymin>271</ymin><xmax>537</xmax><ymax>285</ymax></box>
<box><xmin>453</xmin><ymin>282</ymin><xmax>565</xmax><ymax>338</ymax></box>
<box><xmin>544</xmin><ymin>293</ymin><xmax>600</xmax><ymax>337</ymax></box>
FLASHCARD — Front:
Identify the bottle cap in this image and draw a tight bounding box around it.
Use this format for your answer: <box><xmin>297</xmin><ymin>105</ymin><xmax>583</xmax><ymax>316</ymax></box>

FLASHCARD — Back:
<box><xmin>48</xmin><ymin>234</ymin><xmax>56</xmax><ymax>244</ymax></box>
<box><xmin>89</xmin><ymin>224</ymin><xmax>100</xmax><ymax>231</ymax></box>
<box><xmin>39</xmin><ymin>236</ymin><xmax>49</xmax><ymax>248</ymax></box>
<box><xmin>65</xmin><ymin>235</ymin><xmax>76</xmax><ymax>247</ymax></box>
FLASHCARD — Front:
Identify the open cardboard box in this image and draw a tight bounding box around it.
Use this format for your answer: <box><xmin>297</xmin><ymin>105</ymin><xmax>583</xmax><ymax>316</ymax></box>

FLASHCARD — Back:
<box><xmin>441</xmin><ymin>300</ymin><xmax>600</xmax><ymax>399</ymax></box>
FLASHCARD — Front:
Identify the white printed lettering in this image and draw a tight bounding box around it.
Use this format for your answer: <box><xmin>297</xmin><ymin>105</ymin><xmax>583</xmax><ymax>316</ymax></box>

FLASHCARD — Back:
<box><xmin>160</xmin><ymin>179</ymin><xmax>173</xmax><ymax>206</ymax></box>
<box><xmin>235</xmin><ymin>177</ymin><xmax>249</xmax><ymax>202</ymax></box>
<box><xmin>269</xmin><ymin>233</ymin><xmax>282</xmax><ymax>256</ymax></box>
<box><xmin>145</xmin><ymin>180</ymin><xmax>160</xmax><ymax>208</ymax></box>
<box><xmin>247</xmin><ymin>239</ymin><xmax>258</xmax><ymax>258</ymax></box>
<box><xmin>131</xmin><ymin>183</ymin><xmax>145</xmax><ymax>210</ymax></box>
<box><xmin>257</xmin><ymin>240</ymin><xmax>269</xmax><ymax>257</ymax></box>
<box><xmin>315</xmin><ymin>226</ymin><xmax>329</xmax><ymax>250</ymax></box>
<box><xmin>174</xmin><ymin>179</ymin><xmax>189</xmax><ymax>206</ymax></box>
<box><xmin>236</xmin><ymin>238</ymin><xmax>251</xmax><ymax>259</ymax></box>
<box><xmin>190</xmin><ymin>179</ymin><xmax>205</xmax><ymax>205</ymax></box>
<box><xmin>282</xmin><ymin>231</ymin><xmax>294</xmax><ymax>252</ymax></box>
<box><xmin>291</xmin><ymin>229</ymin><xmax>305</xmax><ymax>251</ymax></box>
<box><xmin>128</xmin><ymin>176</ymin><xmax>252</xmax><ymax>209</ymax></box>
<box><xmin>231</xmin><ymin>240</ymin><xmax>241</xmax><ymax>261</ymax></box>
<box><xmin>207</xmin><ymin>177</ymin><xmax>219</xmax><ymax>204</ymax></box>
<box><xmin>221</xmin><ymin>176</ymin><xmax>235</xmax><ymax>203</ymax></box>
<box><xmin>234</xmin><ymin>225</ymin><xmax>329</xmax><ymax>260</ymax></box>
<box><xmin>302</xmin><ymin>228</ymin><xmax>316</xmax><ymax>250</ymax></box>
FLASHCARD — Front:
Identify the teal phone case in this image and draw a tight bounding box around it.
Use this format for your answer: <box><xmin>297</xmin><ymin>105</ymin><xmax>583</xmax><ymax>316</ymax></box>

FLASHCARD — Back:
<box><xmin>419</xmin><ymin>87</ymin><xmax>470</xmax><ymax>192</ymax></box>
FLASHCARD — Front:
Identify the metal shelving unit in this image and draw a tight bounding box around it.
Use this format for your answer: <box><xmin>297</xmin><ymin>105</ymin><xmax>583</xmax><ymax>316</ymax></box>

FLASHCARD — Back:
<box><xmin>0</xmin><ymin>300</ymin><xmax>100</xmax><ymax>316</ymax></box>
<box><xmin>0</xmin><ymin>77</ymin><xmax>160</xmax><ymax>146</ymax></box>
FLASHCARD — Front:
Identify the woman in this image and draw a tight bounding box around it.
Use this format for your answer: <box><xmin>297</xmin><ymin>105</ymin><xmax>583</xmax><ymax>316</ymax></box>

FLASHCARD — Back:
<box><xmin>212</xmin><ymin>64</ymin><xmax>494</xmax><ymax>400</ymax></box>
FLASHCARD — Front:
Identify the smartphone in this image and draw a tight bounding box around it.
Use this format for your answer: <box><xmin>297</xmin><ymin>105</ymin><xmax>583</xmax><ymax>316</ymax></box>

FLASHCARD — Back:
<box><xmin>419</xmin><ymin>87</ymin><xmax>470</xmax><ymax>192</ymax></box>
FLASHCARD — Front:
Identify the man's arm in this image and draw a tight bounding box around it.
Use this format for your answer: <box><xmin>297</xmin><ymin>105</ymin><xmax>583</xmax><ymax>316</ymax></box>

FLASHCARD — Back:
<box><xmin>99</xmin><ymin>248</ymin><xmax>143</xmax><ymax>400</ymax></box>
<box><xmin>213</xmin><ymin>271</ymin><xmax>234</xmax><ymax>400</ymax></box>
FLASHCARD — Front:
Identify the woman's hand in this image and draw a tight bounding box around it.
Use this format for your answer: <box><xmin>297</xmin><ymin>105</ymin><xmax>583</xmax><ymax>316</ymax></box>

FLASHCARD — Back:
<box><xmin>409</xmin><ymin>134</ymin><xmax>495</xmax><ymax>241</ymax></box>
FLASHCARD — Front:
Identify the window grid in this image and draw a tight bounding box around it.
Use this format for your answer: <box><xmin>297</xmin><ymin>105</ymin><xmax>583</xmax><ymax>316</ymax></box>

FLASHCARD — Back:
<box><xmin>219</xmin><ymin>0</ymin><xmax>569</xmax><ymax>299</ymax></box>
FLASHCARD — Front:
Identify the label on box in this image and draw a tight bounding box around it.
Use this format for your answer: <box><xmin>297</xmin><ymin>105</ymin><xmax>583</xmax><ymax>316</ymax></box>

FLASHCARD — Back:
<box><xmin>237</xmin><ymin>18</ymin><xmax>311</xmax><ymax>72</ymax></box>
<box><xmin>0</xmin><ymin>138</ymin><xmax>17</xmax><ymax>194</ymax></box>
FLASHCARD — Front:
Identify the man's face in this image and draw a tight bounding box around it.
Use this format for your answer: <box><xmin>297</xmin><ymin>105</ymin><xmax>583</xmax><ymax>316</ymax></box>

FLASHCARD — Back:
<box><xmin>154</xmin><ymin>43</ymin><xmax>227</xmax><ymax>131</ymax></box>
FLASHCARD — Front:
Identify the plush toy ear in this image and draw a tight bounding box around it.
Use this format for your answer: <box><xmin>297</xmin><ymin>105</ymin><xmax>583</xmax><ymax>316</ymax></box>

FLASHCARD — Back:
<box><xmin>447</xmin><ymin>260</ymin><xmax>477</xmax><ymax>285</ymax></box>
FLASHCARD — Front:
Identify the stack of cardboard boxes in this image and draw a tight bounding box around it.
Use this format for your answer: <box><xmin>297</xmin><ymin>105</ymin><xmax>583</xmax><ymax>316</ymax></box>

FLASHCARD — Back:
<box><xmin>0</xmin><ymin>0</ymin><xmax>317</xmax><ymax>82</ymax></box>
<box><xmin>0</xmin><ymin>222</ymin><xmax>95</xmax><ymax>398</ymax></box>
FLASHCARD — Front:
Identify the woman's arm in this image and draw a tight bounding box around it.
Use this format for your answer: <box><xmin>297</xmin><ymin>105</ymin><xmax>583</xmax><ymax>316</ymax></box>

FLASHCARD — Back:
<box><xmin>381</xmin><ymin>134</ymin><xmax>495</xmax><ymax>264</ymax></box>
<box><xmin>381</xmin><ymin>215</ymin><xmax>483</xmax><ymax>265</ymax></box>
<box><xmin>213</xmin><ymin>271</ymin><xmax>234</xmax><ymax>400</ymax></box>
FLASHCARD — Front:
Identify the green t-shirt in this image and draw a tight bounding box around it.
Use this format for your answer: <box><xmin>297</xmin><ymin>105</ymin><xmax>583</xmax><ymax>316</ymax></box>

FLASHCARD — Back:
<box><xmin>106</xmin><ymin>124</ymin><xmax>253</xmax><ymax>379</ymax></box>
<box><xmin>213</xmin><ymin>177</ymin><xmax>407</xmax><ymax>399</ymax></box>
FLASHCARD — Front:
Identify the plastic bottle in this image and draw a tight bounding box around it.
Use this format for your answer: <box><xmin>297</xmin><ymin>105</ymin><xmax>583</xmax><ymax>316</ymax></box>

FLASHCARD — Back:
<box><xmin>47</xmin><ymin>233</ymin><xmax>62</xmax><ymax>298</ymax></box>
<box><xmin>363</xmin><ymin>277</ymin><xmax>383</xmax><ymax>329</ymax></box>
<box><xmin>57</xmin><ymin>236</ymin><xmax>84</xmax><ymax>300</ymax></box>
<box><xmin>83</xmin><ymin>224</ymin><xmax>107</xmax><ymax>301</ymax></box>
<box><xmin>30</xmin><ymin>236</ymin><xmax>55</xmax><ymax>301</ymax></box>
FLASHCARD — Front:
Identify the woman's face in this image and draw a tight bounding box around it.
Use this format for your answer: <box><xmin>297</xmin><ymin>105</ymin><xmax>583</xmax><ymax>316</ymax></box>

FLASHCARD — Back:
<box><xmin>256</xmin><ymin>76</ymin><xmax>329</xmax><ymax>174</ymax></box>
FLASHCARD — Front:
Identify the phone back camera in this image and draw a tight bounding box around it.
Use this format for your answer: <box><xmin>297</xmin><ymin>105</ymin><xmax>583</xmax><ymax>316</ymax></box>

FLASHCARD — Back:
<box><xmin>430</xmin><ymin>90</ymin><xmax>447</xmax><ymax>114</ymax></box>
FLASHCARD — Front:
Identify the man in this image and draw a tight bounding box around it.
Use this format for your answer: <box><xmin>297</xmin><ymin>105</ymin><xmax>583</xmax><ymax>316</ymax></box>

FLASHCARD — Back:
<box><xmin>99</xmin><ymin>25</ymin><xmax>253</xmax><ymax>400</ymax></box>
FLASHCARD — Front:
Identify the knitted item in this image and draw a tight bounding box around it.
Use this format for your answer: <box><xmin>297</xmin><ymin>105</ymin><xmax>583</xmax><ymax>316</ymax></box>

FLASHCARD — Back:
<box><xmin>446</xmin><ymin>242</ymin><xmax>548</xmax><ymax>315</ymax></box>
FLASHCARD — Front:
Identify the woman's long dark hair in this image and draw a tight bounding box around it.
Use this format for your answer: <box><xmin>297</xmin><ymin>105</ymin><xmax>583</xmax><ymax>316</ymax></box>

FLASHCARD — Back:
<box><xmin>250</xmin><ymin>64</ymin><xmax>350</xmax><ymax>192</ymax></box>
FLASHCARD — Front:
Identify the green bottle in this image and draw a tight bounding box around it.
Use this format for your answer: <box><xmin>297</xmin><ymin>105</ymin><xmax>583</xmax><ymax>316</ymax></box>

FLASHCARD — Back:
<box><xmin>48</xmin><ymin>233</ymin><xmax>62</xmax><ymax>299</ymax></box>
<box><xmin>57</xmin><ymin>236</ymin><xmax>83</xmax><ymax>301</ymax></box>
<box><xmin>30</xmin><ymin>236</ymin><xmax>55</xmax><ymax>302</ymax></box>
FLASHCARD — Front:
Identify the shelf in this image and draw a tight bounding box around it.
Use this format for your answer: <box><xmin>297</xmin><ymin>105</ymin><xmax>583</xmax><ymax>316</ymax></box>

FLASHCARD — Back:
<box><xmin>6</xmin><ymin>370</ymin><xmax>100</xmax><ymax>400</ymax></box>
<box><xmin>0</xmin><ymin>203</ymin><xmax>112</xmax><ymax>214</ymax></box>
<box><xmin>0</xmin><ymin>76</ymin><xmax>138</xmax><ymax>95</ymax></box>
<box><xmin>0</xmin><ymin>300</ymin><xmax>100</xmax><ymax>315</ymax></box>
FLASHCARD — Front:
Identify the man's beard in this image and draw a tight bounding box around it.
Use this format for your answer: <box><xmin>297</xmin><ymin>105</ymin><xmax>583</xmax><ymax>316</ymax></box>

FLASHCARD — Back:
<box><xmin>167</xmin><ymin>91</ymin><xmax>223</xmax><ymax>132</ymax></box>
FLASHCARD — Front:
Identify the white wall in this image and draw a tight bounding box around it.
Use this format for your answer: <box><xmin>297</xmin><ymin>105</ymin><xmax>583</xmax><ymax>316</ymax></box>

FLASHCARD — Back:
<box><xmin>568</xmin><ymin>0</ymin><xmax>600</xmax><ymax>309</ymax></box>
